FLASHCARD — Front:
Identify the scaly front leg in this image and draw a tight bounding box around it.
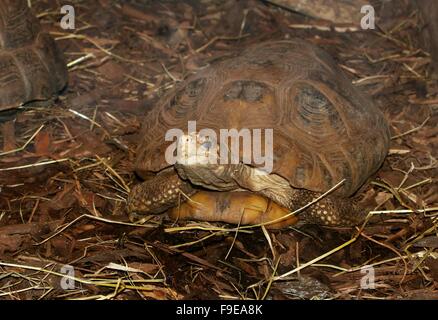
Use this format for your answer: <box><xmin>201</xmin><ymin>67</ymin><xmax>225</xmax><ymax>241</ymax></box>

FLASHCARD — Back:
<box><xmin>127</xmin><ymin>169</ymin><xmax>196</xmax><ymax>220</ymax></box>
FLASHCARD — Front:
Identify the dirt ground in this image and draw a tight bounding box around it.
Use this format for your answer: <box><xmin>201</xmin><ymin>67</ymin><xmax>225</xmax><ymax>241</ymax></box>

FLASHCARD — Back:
<box><xmin>0</xmin><ymin>0</ymin><xmax>437</xmax><ymax>300</ymax></box>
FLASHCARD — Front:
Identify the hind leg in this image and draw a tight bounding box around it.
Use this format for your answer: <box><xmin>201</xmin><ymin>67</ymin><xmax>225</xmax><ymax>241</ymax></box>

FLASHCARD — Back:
<box><xmin>227</xmin><ymin>164</ymin><xmax>365</xmax><ymax>227</ymax></box>
<box><xmin>283</xmin><ymin>189</ymin><xmax>365</xmax><ymax>226</ymax></box>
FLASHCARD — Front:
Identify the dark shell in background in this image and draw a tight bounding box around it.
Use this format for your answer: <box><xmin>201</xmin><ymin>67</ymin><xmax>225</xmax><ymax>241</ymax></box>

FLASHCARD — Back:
<box><xmin>0</xmin><ymin>0</ymin><xmax>67</xmax><ymax>111</ymax></box>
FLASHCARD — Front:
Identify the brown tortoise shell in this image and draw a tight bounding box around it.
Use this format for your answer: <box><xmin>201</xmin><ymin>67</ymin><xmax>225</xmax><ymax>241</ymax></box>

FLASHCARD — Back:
<box><xmin>135</xmin><ymin>40</ymin><xmax>390</xmax><ymax>197</ymax></box>
<box><xmin>0</xmin><ymin>0</ymin><xmax>67</xmax><ymax>111</ymax></box>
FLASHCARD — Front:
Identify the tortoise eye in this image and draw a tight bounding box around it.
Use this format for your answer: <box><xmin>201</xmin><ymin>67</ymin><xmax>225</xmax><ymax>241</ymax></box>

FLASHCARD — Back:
<box><xmin>201</xmin><ymin>141</ymin><xmax>212</xmax><ymax>149</ymax></box>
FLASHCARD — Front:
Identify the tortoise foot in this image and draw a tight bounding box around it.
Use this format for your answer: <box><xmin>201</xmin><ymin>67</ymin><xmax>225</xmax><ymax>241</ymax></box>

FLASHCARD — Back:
<box><xmin>127</xmin><ymin>169</ymin><xmax>196</xmax><ymax>218</ymax></box>
<box><xmin>289</xmin><ymin>189</ymin><xmax>365</xmax><ymax>227</ymax></box>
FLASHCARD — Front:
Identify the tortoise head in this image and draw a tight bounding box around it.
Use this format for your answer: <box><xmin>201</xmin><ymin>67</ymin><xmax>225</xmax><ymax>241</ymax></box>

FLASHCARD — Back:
<box><xmin>175</xmin><ymin>132</ymin><xmax>218</xmax><ymax>166</ymax></box>
<box><xmin>173</xmin><ymin>131</ymin><xmax>239</xmax><ymax>191</ymax></box>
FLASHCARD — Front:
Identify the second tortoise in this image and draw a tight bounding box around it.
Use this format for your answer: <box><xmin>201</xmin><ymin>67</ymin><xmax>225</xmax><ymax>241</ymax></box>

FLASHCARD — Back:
<box><xmin>0</xmin><ymin>0</ymin><xmax>67</xmax><ymax>112</ymax></box>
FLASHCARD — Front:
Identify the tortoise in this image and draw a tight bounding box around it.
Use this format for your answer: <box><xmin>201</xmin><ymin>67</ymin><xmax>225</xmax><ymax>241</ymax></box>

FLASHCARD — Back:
<box><xmin>0</xmin><ymin>0</ymin><xmax>67</xmax><ymax>112</ymax></box>
<box><xmin>128</xmin><ymin>40</ymin><xmax>390</xmax><ymax>228</ymax></box>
